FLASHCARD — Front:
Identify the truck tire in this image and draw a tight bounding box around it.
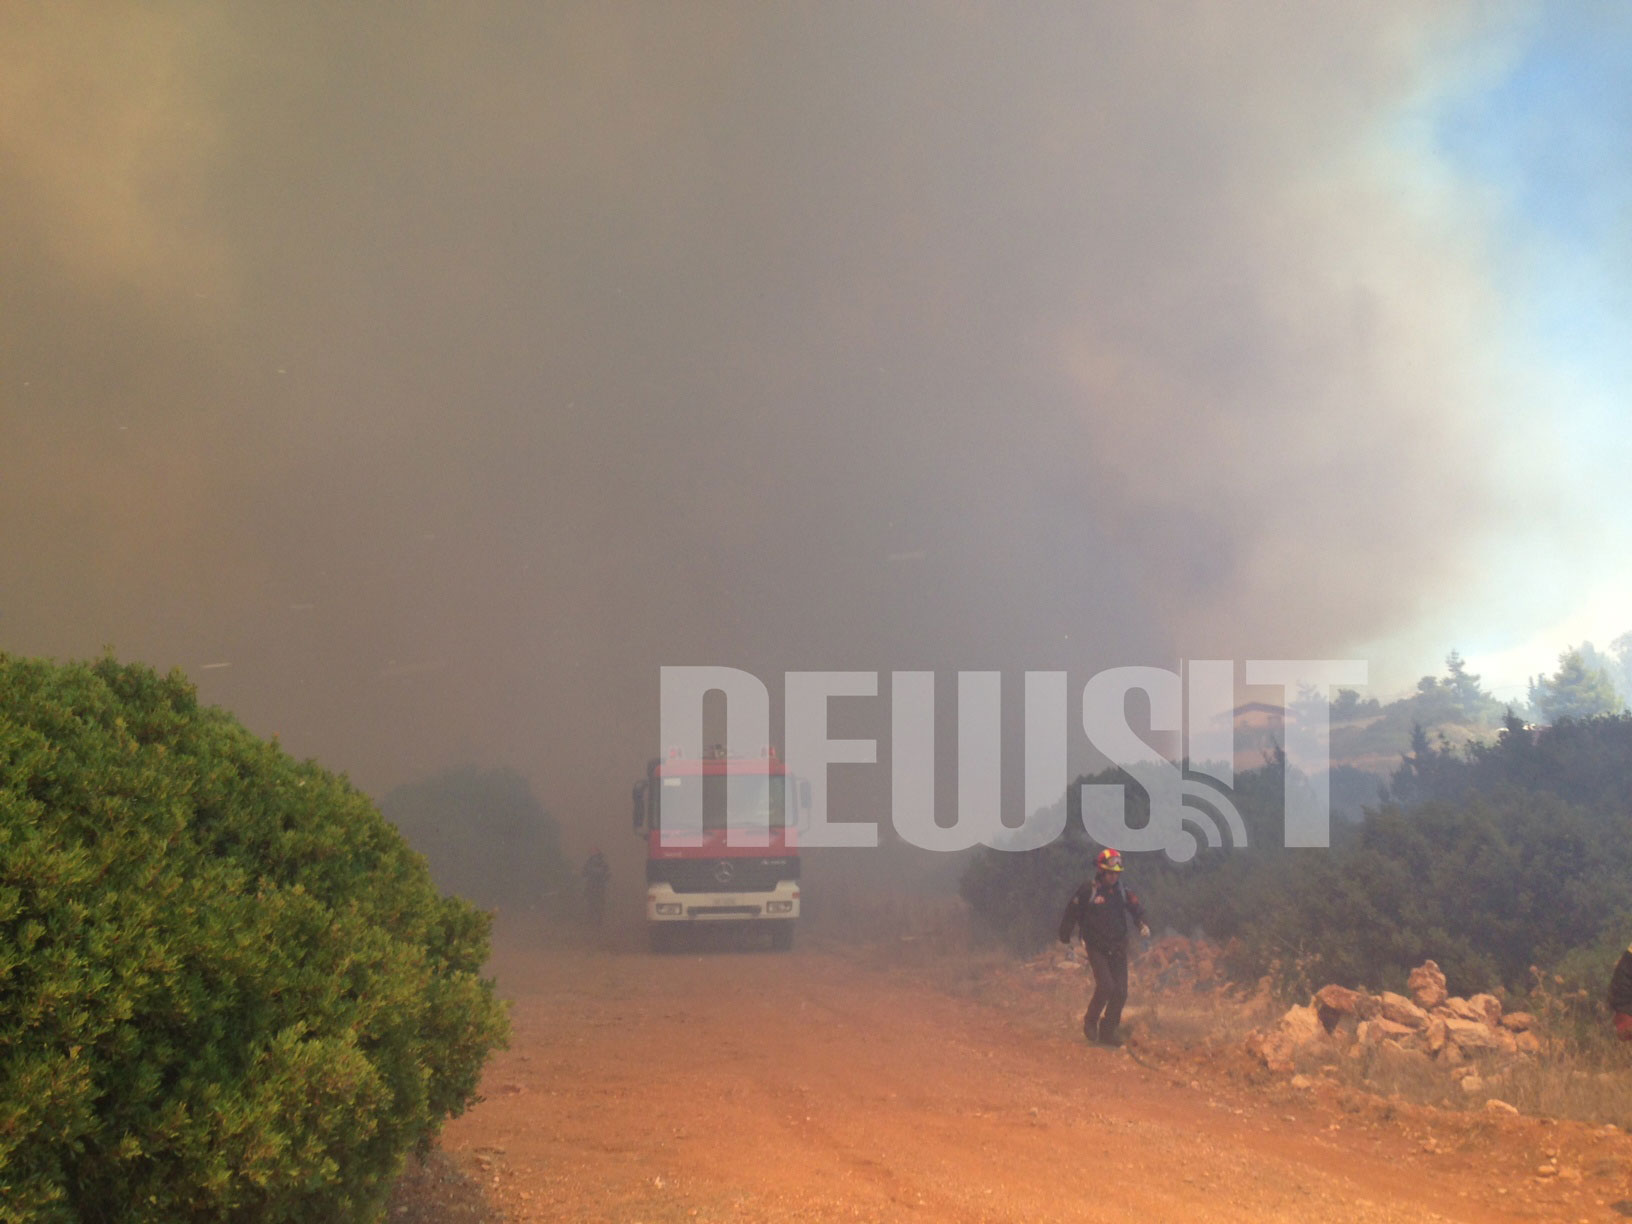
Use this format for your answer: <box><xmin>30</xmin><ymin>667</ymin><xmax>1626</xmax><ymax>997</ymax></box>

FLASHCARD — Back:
<box><xmin>769</xmin><ymin>921</ymin><xmax>794</xmax><ymax>952</ymax></box>
<box><xmin>649</xmin><ymin>924</ymin><xmax>677</xmax><ymax>954</ymax></box>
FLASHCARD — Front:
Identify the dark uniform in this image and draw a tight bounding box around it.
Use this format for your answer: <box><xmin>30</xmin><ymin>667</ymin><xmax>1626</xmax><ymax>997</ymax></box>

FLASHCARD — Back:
<box><xmin>1609</xmin><ymin>943</ymin><xmax>1632</xmax><ymax>1040</ymax></box>
<box><xmin>1058</xmin><ymin>873</ymin><xmax>1147</xmax><ymax>1046</ymax></box>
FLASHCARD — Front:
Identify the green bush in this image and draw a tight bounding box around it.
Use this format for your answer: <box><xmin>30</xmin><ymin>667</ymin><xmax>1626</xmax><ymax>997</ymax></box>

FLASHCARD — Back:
<box><xmin>0</xmin><ymin>653</ymin><xmax>509</xmax><ymax>1223</ymax></box>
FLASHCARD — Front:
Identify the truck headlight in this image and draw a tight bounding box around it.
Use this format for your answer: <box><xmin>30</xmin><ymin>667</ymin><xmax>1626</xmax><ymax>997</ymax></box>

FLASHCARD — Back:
<box><xmin>655</xmin><ymin>903</ymin><xmax>682</xmax><ymax>916</ymax></box>
<box><xmin>766</xmin><ymin>901</ymin><xmax>793</xmax><ymax>914</ymax></box>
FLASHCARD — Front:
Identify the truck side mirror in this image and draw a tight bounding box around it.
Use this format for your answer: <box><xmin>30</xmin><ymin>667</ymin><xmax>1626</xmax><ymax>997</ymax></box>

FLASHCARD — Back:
<box><xmin>632</xmin><ymin>782</ymin><xmax>646</xmax><ymax>832</ymax></box>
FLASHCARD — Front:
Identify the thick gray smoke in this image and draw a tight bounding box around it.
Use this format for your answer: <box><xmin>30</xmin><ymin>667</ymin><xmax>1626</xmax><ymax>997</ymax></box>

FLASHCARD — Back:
<box><xmin>2</xmin><ymin>4</ymin><xmax>1526</xmax><ymax>840</ymax></box>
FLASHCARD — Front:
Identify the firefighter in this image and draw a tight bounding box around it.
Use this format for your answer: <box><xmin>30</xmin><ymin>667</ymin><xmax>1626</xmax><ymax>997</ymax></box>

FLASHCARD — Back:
<box><xmin>1058</xmin><ymin>847</ymin><xmax>1149</xmax><ymax>1047</ymax></box>
<box><xmin>1609</xmin><ymin>941</ymin><xmax>1632</xmax><ymax>1042</ymax></box>
<box><xmin>582</xmin><ymin>848</ymin><xmax>611</xmax><ymax>928</ymax></box>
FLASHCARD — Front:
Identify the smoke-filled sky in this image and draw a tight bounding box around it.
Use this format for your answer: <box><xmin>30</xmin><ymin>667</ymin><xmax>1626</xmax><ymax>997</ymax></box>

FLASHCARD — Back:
<box><xmin>4</xmin><ymin>3</ymin><xmax>1629</xmax><ymax>834</ymax></box>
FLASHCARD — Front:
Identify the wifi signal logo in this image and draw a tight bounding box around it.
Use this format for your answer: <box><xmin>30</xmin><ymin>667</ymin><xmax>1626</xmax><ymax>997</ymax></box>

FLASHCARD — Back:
<box><xmin>1077</xmin><ymin>662</ymin><xmax>1248</xmax><ymax>863</ymax></box>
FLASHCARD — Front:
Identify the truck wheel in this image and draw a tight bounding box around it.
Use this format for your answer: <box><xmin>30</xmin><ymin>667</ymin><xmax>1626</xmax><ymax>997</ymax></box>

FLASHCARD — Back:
<box><xmin>770</xmin><ymin>922</ymin><xmax>794</xmax><ymax>952</ymax></box>
<box><xmin>649</xmin><ymin>925</ymin><xmax>676</xmax><ymax>954</ymax></box>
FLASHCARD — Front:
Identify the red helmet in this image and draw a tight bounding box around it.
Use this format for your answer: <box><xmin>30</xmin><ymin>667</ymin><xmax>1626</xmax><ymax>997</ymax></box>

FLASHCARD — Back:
<box><xmin>1095</xmin><ymin>848</ymin><xmax>1123</xmax><ymax>873</ymax></box>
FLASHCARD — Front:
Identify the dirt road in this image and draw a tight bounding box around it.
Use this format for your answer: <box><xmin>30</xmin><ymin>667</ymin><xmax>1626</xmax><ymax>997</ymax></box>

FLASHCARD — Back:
<box><xmin>440</xmin><ymin>929</ymin><xmax>1632</xmax><ymax>1222</ymax></box>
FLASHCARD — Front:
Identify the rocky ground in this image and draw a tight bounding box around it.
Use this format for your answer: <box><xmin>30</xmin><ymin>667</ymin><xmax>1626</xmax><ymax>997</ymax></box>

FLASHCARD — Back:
<box><xmin>1247</xmin><ymin>956</ymin><xmax>1543</xmax><ymax>1075</ymax></box>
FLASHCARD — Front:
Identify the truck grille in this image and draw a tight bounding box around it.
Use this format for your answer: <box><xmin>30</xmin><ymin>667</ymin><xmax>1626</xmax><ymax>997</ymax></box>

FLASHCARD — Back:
<box><xmin>647</xmin><ymin>857</ymin><xmax>797</xmax><ymax>894</ymax></box>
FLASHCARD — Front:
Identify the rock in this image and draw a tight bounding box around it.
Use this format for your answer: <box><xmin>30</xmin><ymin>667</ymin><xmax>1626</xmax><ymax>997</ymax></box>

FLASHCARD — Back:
<box><xmin>1379</xmin><ymin>991</ymin><xmax>1430</xmax><ymax>1030</ymax></box>
<box><xmin>1515</xmin><ymin>1030</ymin><xmax>1541</xmax><ymax>1055</ymax></box>
<box><xmin>1279</xmin><ymin>1004</ymin><xmax>1323</xmax><ymax>1044</ymax></box>
<box><xmin>1493</xmin><ymin>1027</ymin><xmax>1518</xmax><ymax>1055</ymax></box>
<box><xmin>1407</xmin><ymin>960</ymin><xmax>1449</xmax><ymax>1010</ymax></box>
<box><xmin>1460</xmin><ymin>1074</ymin><xmax>1484</xmax><ymax>1094</ymax></box>
<box><xmin>1290</xmin><ymin>1074</ymin><xmax>1313</xmax><ymax>1089</ymax></box>
<box><xmin>1054</xmin><ymin>960</ymin><xmax>1079</xmax><ymax>971</ymax></box>
<box><xmin>1314</xmin><ymin>984</ymin><xmax>1363</xmax><ymax>1031</ymax></box>
<box><xmin>1445</xmin><ymin>1017</ymin><xmax>1503</xmax><ymax>1052</ymax></box>
<box><xmin>1438</xmin><ymin>996</ymin><xmax>1485</xmax><ymax>1023</ymax></box>
<box><xmin>1425</xmin><ymin>1016</ymin><xmax>1448</xmax><ymax>1055</ymax></box>
<box><xmin>1536</xmin><ymin>1163</ymin><xmax>1556</xmax><ymax>1177</ymax></box>
<box><xmin>1468</xmin><ymin>993</ymin><xmax>1503</xmax><ymax>1026</ymax></box>
<box><xmin>1327</xmin><ymin>1016</ymin><xmax>1358</xmax><ymax>1048</ymax></box>
<box><xmin>1246</xmin><ymin>1004</ymin><xmax>1328</xmax><ymax>1072</ymax></box>
<box><xmin>1500</xmin><ymin>1011</ymin><xmax>1537</xmax><ymax>1032</ymax></box>
<box><xmin>1315</xmin><ymin>984</ymin><xmax>1363</xmax><ymax>1014</ymax></box>
<box><xmin>1485</xmin><ymin>1099</ymin><xmax>1519</xmax><ymax>1116</ymax></box>
<box><xmin>1369</xmin><ymin>1017</ymin><xmax>1419</xmax><ymax>1042</ymax></box>
<box><xmin>1441</xmin><ymin>1041</ymin><xmax>1463</xmax><ymax>1066</ymax></box>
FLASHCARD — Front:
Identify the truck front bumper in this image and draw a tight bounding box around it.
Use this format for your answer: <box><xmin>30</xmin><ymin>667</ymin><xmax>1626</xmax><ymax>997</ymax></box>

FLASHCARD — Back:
<box><xmin>646</xmin><ymin>880</ymin><xmax>800</xmax><ymax>922</ymax></box>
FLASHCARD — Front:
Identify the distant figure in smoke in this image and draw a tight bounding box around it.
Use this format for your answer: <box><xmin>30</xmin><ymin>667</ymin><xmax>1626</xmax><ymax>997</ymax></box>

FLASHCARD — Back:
<box><xmin>1058</xmin><ymin>847</ymin><xmax>1149</xmax><ymax>1047</ymax></box>
<box><xmin>1609</xmin><ymin>941</ymin><xmax>1632</xmax><ymax>1042</ymax></box>
<box><xmin>582</xmin><ymin>848</ymin><xmax>611</xmax><ymax>928</ymax></box>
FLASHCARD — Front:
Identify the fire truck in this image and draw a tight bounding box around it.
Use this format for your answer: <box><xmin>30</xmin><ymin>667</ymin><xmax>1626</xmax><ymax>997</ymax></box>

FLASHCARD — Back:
<box><xmin>632</xmin><ymin>747</ymin><xmax>806</xmax><ymax>952</ymax></box>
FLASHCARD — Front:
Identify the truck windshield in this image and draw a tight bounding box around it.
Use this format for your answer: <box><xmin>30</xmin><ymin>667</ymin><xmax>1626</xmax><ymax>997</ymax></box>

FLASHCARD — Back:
<box><xmin>659</xmin><ymin>773</ymin><xmax>786</xmax><ymax>830</ymax></box>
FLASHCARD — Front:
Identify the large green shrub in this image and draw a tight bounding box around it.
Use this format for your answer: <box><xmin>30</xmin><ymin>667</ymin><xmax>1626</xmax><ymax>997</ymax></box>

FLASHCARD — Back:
<box><xmin>0</xmin><ymin>654</ymin><xmax>509</xmax><ymax>1223</ymax></box>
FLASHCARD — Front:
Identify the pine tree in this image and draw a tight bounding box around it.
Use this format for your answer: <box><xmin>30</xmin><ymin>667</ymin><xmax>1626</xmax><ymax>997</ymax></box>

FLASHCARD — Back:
<box><xmin>1528</xmin><ymin>648</ymin><xmax>1622</xmax><ymax>723</ymax></box>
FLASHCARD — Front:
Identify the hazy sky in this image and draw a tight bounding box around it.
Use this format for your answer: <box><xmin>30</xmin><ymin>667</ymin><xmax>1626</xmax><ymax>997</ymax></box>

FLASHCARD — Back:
<box><xmin>4</xmin><ymin>3</ymin><xmax>1628</xmax><ymax>836</ymax></box>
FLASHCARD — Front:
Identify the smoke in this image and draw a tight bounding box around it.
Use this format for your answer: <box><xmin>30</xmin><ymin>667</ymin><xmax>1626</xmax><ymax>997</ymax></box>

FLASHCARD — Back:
<box><xmin>2</xmin><ymin>3</ymin><xmax>1538</xmax><ymax>836</ymax></box>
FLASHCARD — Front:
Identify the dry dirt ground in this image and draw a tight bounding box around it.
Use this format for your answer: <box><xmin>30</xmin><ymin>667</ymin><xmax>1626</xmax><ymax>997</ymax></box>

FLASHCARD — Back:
<box><xmin>412</xmin><ymin>925</ymin><xmax>1632</xmax><ymax>1223</ymax></box>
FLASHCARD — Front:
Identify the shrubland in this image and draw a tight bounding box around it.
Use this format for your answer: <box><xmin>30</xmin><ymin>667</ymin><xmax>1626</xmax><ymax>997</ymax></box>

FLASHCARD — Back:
<box><xmin>963</xmin><ymin>713</ymin><xmax>1632</xmax><ymax>1006</ymax></box>
<box><xmin>0</xmin><ymin>654</ymin><xmax>508</xmax><ymax>1223</ymax></box>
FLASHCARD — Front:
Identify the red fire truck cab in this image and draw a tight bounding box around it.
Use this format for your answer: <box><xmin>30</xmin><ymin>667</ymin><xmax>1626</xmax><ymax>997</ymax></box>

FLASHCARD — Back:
<box><xmin>632</xmin><ymin>748</ymin><xmax>807</xmax><ymax>952</ymax></box>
